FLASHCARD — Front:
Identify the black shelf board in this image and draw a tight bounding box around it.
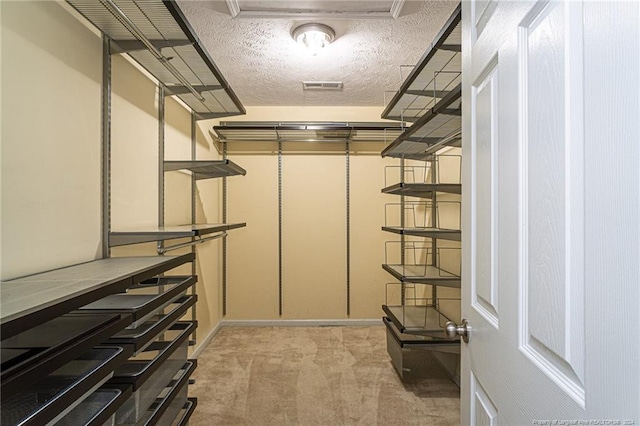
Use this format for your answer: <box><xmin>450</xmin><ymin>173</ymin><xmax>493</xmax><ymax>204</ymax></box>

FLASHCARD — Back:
<box><xmin>0</xmin><ymin>254</ymin><xmax>194</xmax><ymax>340</ymax></box>
<box><xmin>164</xmin><ymin>160</ymin><xmax>246</xmax><ymax>179</ymax></box>
<box><xmin>382</xmin><ymin>5</ymin><xmax>461</xmax><ymax>121</ymax></box>
<box><xmin>382</xmin><ymin>304</ymin><xmax>452</xmax><ymax>336</ymax></box>
<box><xmin>58</xmin><ymin>384</ymin><xmax>133</xmax><ymax>426</ymax></box>
<box><xmin>383</xmin><ymin>317</ymin><xmax>460</xmax><ymax>353</ymax></box>
<box><xmin>110</xmin><ymin>223</ymin><xmax>246</xmax><ymax>247</ymax></box>
<box><xmin>382</xmin><ymin>264</ymin><xmax>461</xmax><ymax>287</ymax></box>
<box><xmin>382</xmin><ymin>226</ymin><xmax>461</xmax><ymax>241</ymax></box>
<box><xmin>105</xmin><ymin>295</ymin><xmax>196</xmax><ymax>354</ymax></box>
<box><xmin>381</xmin><ymin>182</ymin><xmax>461</xmax><ymax>197</ymax></box>
<box><xmin>0</xmin><ymin>346</ymin><xmax>132</xmax><ymax>426</ymax></box>
<box><xmin>79</xmin><ymin>276</ymin><xmax>195</xmax><ymax>325</ymax></box>
<box><xmin>175</xmin><ymin>398</ymin><xmax>198</xmax><ymax>426</ymax></box>
<box><xmin>136</xmin><ymin>361</ymin><xmax>197</xmax><ymax>426</ymax></box>
<box><xmin>1</xmin><ymin>313</ymin><xmax>131</xmax><ymax>401</ymax></box>
<box><xmin>108</xmin><ymin>322</ymin><xmax>194</xmax><ymax>390</ymax></box>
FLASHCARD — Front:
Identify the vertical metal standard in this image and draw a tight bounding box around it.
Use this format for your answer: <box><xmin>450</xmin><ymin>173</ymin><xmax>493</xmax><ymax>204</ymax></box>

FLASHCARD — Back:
<box><xmin>278</xmin><ymin>141</ymin><xmax>283</xmax><ymax>316</ymax></box>
<box><xmin>346</xmin><ymin>141</ymin><xmax>351</xmax><ymax>316</ymax></box>
<box><xmin>101</xmin><ymin>36</ymin><xmax>112</xmax><ymax>258</ymax></box>
<box><xmin>430</xmin><ymin>155</ymin><xmax>438</xmax><ymax>307</ymax></box>
<box><xmin>222</xmin><ymin>142</ymin><xmax>228</xmax><ymax>316</ymax></box>
<box><xmin>190</xmin><ymin>112</ymin><xmax>197</xmax><ymax>341</ymax></box>
<box><xmin>157</xmin><ymin>85</ymin><xmax>165</xmax><ymax>255</ymax></box>
<box><xmin>400</xmin><ymin>156</ymin><xmax>406</xmax><ymax>306</ymax></box>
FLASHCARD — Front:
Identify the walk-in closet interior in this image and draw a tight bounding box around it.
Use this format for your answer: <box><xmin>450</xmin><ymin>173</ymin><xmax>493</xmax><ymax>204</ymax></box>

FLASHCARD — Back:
<box><xmin>1</xmin><ymin>1</ymin><xmax>464</xmax><ymax>424</ymax></box>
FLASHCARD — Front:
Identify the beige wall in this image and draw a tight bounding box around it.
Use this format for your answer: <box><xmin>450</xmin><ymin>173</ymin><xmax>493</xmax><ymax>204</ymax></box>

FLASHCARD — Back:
<box><xmin>226</xmin><ymin>155</ymin><xmax>279</xmax><ymax>319</ymax></box>
<box><xmin>226</xmin><ymin>151</ymin><xmax>398</xmax><ymax>320</ymax></box>
<box><xmin>222</xmin><ymin>106</ymin><xmax>403</xmax><ymax>320</ymax></box>
<box><xmin>350</xmin><ymin>155</ymin><xmax>399</xmax><ymax>318</ymax></box>
<box><xmin>1</xmin><ymin>1</ymin><xmax>102</xmax><ymax>280</ymax></box>
<box><xmin>110</xmin><ymin>55</ymin><xmax>159</xmax><ymax>232</ymax></box>
<box><xmin>282</xmin><ymin>154</ymin><xmax>347</xmax><ymax>318</ymax></box>
<box><xmin>193</xmin><ymin>120</ymin><xmax>224</xmax><ymax>336</ymax></box>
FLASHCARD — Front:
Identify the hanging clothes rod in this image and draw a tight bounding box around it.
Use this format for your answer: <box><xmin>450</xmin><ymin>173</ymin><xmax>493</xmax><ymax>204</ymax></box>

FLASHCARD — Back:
<box><xmin>99</xmin><ymin>0</ymin><xmax>206</xmax><ymax>103</ymax></box>
<box><xmin>157</xmin><ymin>232</ymin><xmax>227</xmax><ymax>254</ymax></box>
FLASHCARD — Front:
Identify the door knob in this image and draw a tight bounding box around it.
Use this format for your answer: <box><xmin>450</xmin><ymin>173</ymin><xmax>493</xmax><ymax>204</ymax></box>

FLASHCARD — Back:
<box><xmin>444</xmin><ymin>319</ymin><xmax>470</xmax><ymax>343</ymax></box>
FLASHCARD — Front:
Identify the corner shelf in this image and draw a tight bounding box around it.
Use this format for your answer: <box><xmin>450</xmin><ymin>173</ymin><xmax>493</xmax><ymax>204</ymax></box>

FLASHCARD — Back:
<box><xmin>383</xmin><ymin>317</ymin><xmax>459</xmax><ymax>353</ymax></box>
<box><xmin>164</xmin><ymin>160</ymin><xmax>246</xmax><ymax>180</ymax></box>
<box><xmin>381</xmin><ymin>4</ymin><xmax>461</xmax><ymax>160</ymax></box>
<box><xmin>379</xmin><ymin>2</ymin><xmax>463</xmax><ymax>381</ymax></box>
<box><xmin>381</xmin><ymin>182</ymin><xmax>461</xmax><ymax>197</ymax></box>
<box><xmin>382</xmin><ymin>226</ymin><xmax>461</xmax><ymax>241</ymax></box>
<box><xmin>110</xmin><ymin>223</ymin><xmax>246</xmax><ymax>247</ymax></box>
<box><xmin>66</xmin><ymin>0</ymin><xmax>245</xmax><ymax>121</ymax></box>
<box><xmin>382</xmin><ymin>86</ymin><xmax>461</xmax><ymax>159</ymax></box>
<box><xmin>382</xmin><ymin>264</ymin><xmax>461</xmax><ymax>287</ymax></box>
<box><xmin>382</xmin><ymin>5</ymin><xmax>461</xmax><ymax>123</ymax></box>
<box><xmin>383</xmin><ymin>304</ymin><xmax>451</xmax><ymax>336</ymax></box>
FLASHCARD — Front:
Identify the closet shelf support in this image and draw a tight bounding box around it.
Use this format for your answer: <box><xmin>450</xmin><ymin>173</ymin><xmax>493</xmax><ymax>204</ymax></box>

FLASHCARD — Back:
<box><xmin>157</xmin><ymin>232</ymin><xmax>227</xmax><ymax>255</ymax></box>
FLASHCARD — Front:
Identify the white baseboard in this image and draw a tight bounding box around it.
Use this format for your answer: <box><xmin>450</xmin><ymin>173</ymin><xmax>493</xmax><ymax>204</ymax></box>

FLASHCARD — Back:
<box><xmin>220</xmin><ymin>318</ymin><xmax>383</xmax><ymax>327</ymax></box>
<box><xmin>191</xmin><ymin>318</ymin><xmax>382</xmax><ymax>357</ymax></box>
<box><xmin>191</xmin><ymin>321</ymin><xmax>223</xmax><ymax>359</ymax></box>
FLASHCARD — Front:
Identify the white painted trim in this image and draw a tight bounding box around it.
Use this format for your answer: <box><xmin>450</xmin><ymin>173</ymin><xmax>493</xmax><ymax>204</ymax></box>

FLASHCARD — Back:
<box><xmin>220</xmin><ymin>319</ymin><xmax>383</xmax><ymax>327</ymax></box>
<box><xmin>191</xmin><ymin>319</ymin><xmax>383</xmax><ymax>357</ymax></box>
<box><xmin>225</xmin><ymin>0</ymin><xmax>241</xmax><ymax>18</ymax></box>
<box><xmin>226</xmin><ymin>0</ymin><xmax>402</xmax><ymax>20</ymax></box>
<box><xmin>233</xmin><ymin>11</ymin><xmax>397</xmax><ymax>20</ymax></box>
<box><xmin>191</xmin><ymin>321</ymin><xmax>223</xmax><ymax>359</ymax></box>
<box><xmin>390</xmin><ymin>0</ymin><xmax>406</xmax><ymax>19</ymax></box>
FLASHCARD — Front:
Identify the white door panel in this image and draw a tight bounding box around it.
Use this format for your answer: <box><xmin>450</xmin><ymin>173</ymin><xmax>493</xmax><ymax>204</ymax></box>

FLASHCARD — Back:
<box><xmin>462</xmin><ymin>1</ymin><xmax>640</xmax><ymax>423</ymax></box>
<box><xmin>519</xmin><ymin>0</ymin><xmax>586</xmax><ymax>404</ymax></box>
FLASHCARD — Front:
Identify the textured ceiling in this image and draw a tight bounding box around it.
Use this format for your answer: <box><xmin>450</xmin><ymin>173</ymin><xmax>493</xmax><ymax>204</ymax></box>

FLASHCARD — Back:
<box><xmin>177</xmin><ymin>1</ymin><xmax>459</xmax><ymax>107</ymax></box>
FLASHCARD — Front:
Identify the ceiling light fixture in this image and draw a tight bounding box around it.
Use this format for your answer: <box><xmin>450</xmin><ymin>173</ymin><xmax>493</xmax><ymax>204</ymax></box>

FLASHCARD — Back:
<box><xmin>292</xmin><ymin>23</ymin><xmax>335</xmax><ymax>56</ymax></box>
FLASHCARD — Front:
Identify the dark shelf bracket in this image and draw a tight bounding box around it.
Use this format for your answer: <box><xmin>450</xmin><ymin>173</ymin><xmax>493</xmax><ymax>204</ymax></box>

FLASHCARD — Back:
<box><xmin>110</xmin><ymin>39</ymin><xmax>192</xmax><ymax>54</ymax></box>
<box><xmin>439</xmin><ymin>44</ymin><xmax>462</xmax><ymax>52</ymax></box>
<box><xmin>405</xmin><ymin>89</ymin><xmax>452</xmax><ymax>98</ymax></box>
<box><xmin>165</xmin><ymin>85</ymin><xmax>224</xmax><ymax>96</ymax></box>
<box><xmin>157</xmin><ymin>232</ymin><xmax>227</xmax><ymax>255</ymax></box>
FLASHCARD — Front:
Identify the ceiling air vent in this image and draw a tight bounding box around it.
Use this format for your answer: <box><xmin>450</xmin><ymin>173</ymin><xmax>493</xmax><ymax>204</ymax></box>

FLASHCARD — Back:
<box><xmin>302</xmin><ymin>81</ymin><xmax>344</xmax><ymax>91</ymax></box>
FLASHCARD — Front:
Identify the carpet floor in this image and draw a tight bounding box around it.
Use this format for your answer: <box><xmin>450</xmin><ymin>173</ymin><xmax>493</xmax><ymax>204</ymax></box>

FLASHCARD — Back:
<box><xmin>189</xmin><ymin>326</ymin><xmax>460</xmax><ymax>425</ymax></box>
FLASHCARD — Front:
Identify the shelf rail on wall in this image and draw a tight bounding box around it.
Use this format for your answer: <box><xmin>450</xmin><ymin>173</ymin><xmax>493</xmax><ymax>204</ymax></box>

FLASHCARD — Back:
<box><xmin>213</xmin><ymin>122</ymin><xmax>405</xmax><ymax>144</ymax></box>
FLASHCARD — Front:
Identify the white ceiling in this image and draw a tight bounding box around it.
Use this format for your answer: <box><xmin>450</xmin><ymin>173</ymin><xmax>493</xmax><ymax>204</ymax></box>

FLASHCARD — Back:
<box><xmin>177</xmin><ymin>0</ymin><xmax>459</xmax><ymax>107</ymax></box>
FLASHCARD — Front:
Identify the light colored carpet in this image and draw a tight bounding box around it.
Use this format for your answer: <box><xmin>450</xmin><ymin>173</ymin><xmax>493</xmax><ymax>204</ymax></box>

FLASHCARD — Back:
<box><xmin>189</xmin><ymin>326</ymin><xmax>460</xmax><ymax>425</ymax></box>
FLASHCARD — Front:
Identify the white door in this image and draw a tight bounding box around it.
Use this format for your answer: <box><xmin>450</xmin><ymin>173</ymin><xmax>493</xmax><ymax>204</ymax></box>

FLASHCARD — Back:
<box><xmin>461</xmin><ymin>1</ymin><xmax>640</xmax><ymax>424</ymax></box>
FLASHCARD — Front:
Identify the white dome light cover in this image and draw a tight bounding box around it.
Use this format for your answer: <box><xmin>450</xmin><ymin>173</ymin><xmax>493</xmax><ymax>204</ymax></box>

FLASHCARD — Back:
<box><xmin>292</xmin><ymin>23</ymin><xmax>335</xmax><ymax>55</ymax></box>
